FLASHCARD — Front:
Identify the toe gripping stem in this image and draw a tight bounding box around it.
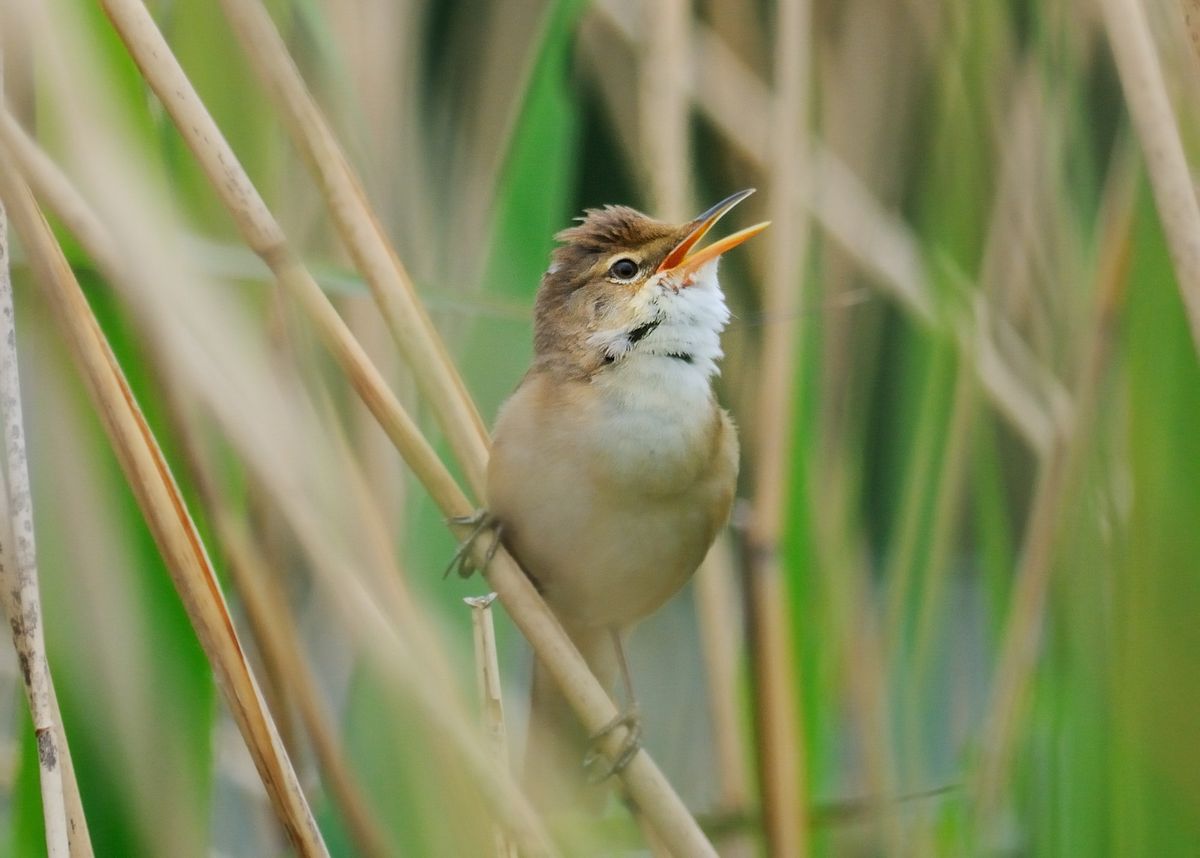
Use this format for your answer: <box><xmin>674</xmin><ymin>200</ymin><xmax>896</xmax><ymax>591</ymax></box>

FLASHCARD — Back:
<box><xmin>444</xmin><ymin>510</ymin><xmax>503</xmax><ymax>579</ymax></box>
<box><xmin>584</xmin><ymin>707</ymin><xmax>642</xmax><ymax>783</ymax></box>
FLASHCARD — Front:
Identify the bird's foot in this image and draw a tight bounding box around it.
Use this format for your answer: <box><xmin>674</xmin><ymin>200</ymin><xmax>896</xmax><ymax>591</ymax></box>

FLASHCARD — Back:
<box><xmin>583</xmin><ymin>706</ymin><xmax>642</xmax><ymax>783</ymax></box>
<box><xmin>444</xmin><ymin>509</ymin><xmax>503</xmax><ymax>579</ymax></box>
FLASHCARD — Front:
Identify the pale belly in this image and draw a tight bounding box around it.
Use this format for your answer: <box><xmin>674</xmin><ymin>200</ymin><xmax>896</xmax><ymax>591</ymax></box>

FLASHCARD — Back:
<box><xmin>486</xmin><ymin>368</ymin><xmax>738</xmax><ymax>631</ymax></box>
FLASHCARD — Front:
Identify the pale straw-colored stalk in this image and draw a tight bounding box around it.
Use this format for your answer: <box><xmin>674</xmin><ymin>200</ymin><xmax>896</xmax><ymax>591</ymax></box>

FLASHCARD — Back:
<box><xmin>589</xmin><ymin>0</ymin><xmax>1062</xmax><ymax>459</ymax></box>
<box><xmin>208</xmin><ymin>0</ymin><xmax>490</xmax><ymax>495</ymax></box>
<box><xmin>219</xmin><ymin>518</ymin><xmax>392</xmax><ymax>858</ymax></box>
<box><xmin>1099</xmin><ymin>0</ymin><xmax>1200</xmax><ymax>356</ymax></box>
<box><xmin>0</xmin><ymin>209</ymin><xmax>71</xmax><ymax>858</ymax></box>
<box><xmin>87</xmin><ymin>2</ymin><xmax>715</xmax><ymax>851</ymax></box>
<box><xmin>740</xmin><ymin>1</ymin><xmax>812</xmax><ymax>854</ymax></box>
<box><xmin>639</xmin><ymin>0</ymin><xmax>690</xmax><ymax>220</ymax></box>
<box><xmin>1</xmin><ymin>105</ymin><xmax>387</xmax><ymax>858</ymax></box>
<box><xmin>0</xmin><ymin>150</ymin><xmax>329</xmax><ymax>857</ymax></box>
<box><xmin>1186</xmin><ymin>0</ymin><xmax>1200</xmax><ymax>60</ymax></box>
<box><xmin>0</xmin><ymin>52</ymin><xmax>90</xmax><ymax>857</ymax></box>
<box><xmin>692</xmin><ymin>537</ymin><xmax>751</xmax><ymax>819</ymax></box>
<box><xmin>160</xmin><ymin>374</ymin><xmax>392</xmax><ymax>857</ymax></box>
<box><xmin>465</xmin><ymin>594</ymin><xmax>518</xmax><ymax>858</ymax></box>
<box><xmin>0</xmin><ymin>102</ymin><xmax>559</xmax><ymax>857</ymax></box>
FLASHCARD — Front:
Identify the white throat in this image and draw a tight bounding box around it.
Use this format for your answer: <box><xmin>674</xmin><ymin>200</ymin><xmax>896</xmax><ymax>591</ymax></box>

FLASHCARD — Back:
<box><xmin>582</xmin><ymin>262</ymin><xmax>729</xmax><ymax>490</ymax></box>
<box><xmin>591</xmin><ymin>259</ymin><xmax>731</xmax><ymax>381</ymax></box>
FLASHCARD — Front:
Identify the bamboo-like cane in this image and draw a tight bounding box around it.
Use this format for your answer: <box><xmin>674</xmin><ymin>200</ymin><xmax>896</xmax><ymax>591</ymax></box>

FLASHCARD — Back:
<box><xmin>1099</xmin><ymin>0</ymin><xmax>1200</xmax><ymax>356</ymax></box>
<box><xmin>465</xmin><ymin>594</ymin><xmax>518</xmax><ymax>858</ymax></box>
<box><xmin>90</xmin><ymin>1</ymin><xmax>715</xmax><ymax>852</ymax></box>
<box><xmin>0</xmin><ymin>152</ymin><xmax>330</xmax><ymax>858</ymax></box>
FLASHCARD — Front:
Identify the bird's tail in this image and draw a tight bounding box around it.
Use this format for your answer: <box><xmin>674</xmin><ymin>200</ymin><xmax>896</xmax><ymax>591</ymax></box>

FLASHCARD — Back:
<box><xmin>523</xmin><ymin>627</ymin><xmax>618</xmax><ymax>816</ymax></box>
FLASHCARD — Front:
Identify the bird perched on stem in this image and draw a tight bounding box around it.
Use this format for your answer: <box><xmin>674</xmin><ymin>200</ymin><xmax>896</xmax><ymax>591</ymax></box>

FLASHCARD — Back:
<box><xmin>451</xmin><ymin>190</ymin><xmax>767</xmax><ymax>815</ymax></box>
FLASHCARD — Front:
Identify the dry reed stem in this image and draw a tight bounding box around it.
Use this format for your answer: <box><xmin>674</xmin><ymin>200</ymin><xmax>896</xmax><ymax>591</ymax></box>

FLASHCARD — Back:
<box><xmin>220</xmin><ymin>519</ymin><xmax>392</xmax><ymax>858</ymax></box>
<box><xmin>1183</xmin><ymin>0</ymin><xmax>1200</xmax><ymax>66</ymax></box>
<box><xmin>156</xmin><ymin>370</ymin><xmax>391</xmax><ymax>858</ymax></box>
<box><xmin>1</xmin><ymin>113</ymin><xmax>394</xmax><ymax>856</ymax></box>
<box><xmin>0</xmin><ymin>155</ymin><xmax>329</xmax><ymax>857</ymax></box>
<box><xmin>1100</xmin><ymin>0</ymin><xmax>1200</xmax><ymax>355</ymax></box>
<box><xmin>0</xmin><ymin>203</ymin><xmax>73</xmax><ymax>858</ymax></box>
<box><xmin>639</xmin><ymin>0</ymin><xmax>690</xmax><ymax>220</ymax></box>
<box><xmin>590</xmin><ymin>0</ymin><xmax>1060</xmax><ymax>458</ymax></box>
<box><xmin>0</xmin><ymin>53</ymin><xmax>90</xmax><ymax>851</ymax></box>
<box><xmin>0</xmin><ymin>106</ymin><xmax>560</xmax><ymax>858</ymax></box>
<box><xmin>93</xmin><ymin>0</ymin><xmax>467</xmax><ymax>544</ymax></box>
<box><xmin>465</xmin><ymin>594</ymin><xmax>518</xmax><ymax>858</ymax></box>
<box><xmin>972</xmin><ymin>149</ymin><xmax>1136</xmax><ymax>828</ymax></box>
<box><xmin>91</xmin><ymin>2</ymin><xmax>717</xmax><ymax>852</ymax></box>
<box><xmin>212</xmin><ymin>0</ymin><xmax>491</xmax><ymax>494</ymax></box>
<box><xmin>692</xmin><ymin>537</ymin><xmax>751</xmax><ymax>815</ymax></box>
<box><xmin>741</xmin><ymin>0</ymin><xmax>812</xmax><ymax>854</ymax></box>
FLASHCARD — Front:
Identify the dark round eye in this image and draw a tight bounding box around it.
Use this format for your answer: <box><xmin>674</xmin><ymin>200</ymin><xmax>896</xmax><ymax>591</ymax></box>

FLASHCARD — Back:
<box><xmin>609</xmin><ymin>258</ymin><xmax>639</xmax><ymax>280</ymax></box>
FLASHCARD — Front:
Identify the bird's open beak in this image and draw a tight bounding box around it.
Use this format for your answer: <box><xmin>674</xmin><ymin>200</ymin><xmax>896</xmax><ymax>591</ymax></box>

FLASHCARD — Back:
<box><xmin>656</xmin><ymin>188</ymin><xmax>770</xmax><ymax>280</ymax></box>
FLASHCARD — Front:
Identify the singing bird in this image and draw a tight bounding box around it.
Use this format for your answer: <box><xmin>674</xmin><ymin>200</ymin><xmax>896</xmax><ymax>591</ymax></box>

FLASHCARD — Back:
<box><xmin>456</xmin><ymin>190</ymin><xmax>766</xmax><ymax>813</ymax></box>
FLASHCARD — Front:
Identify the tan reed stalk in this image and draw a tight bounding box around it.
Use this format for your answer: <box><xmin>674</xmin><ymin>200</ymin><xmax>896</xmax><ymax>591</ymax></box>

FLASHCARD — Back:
<box><xmin>0</xmin><ymin>54</ymin><xmax>91</xmax><ymax>853</ymax></box>
<box><xmin>89</xmin><ymin>3</ymin><xmax>718</xmax><ymax>851</ymax></box>
<box><xmin>1187</xmin><ymin>0</ymin><xmax>1200</xmax><ymax>60</ymax></box>
<box><xmin>156</xmin><ymin>372</ymin><xmax>391</xmax><ymax>857</ymax></box>
<box><xmin>0</xmin><ymin>206</ymin><xmax>72</xmax><ymax>858</ymax></box>
<box><xmin>465</xmin><ymin>594</ymin><xmax>518</xmax><ymax>858</ymax></box>
<box><xmin>639</xmin><ymin>0</ymin><xmax>690</xmax><ymax>219</ymax></box>
<box><xmin>971</xmin><ymin>147</ymin><xmax>1136</xmax><ymax>829</ymax></box>
<box><xmin>1099</xmin><ymin>0</ymin><xmax>1200</xmax><ymax>356</ymax></box>
<box><xmin>220</xmin><ymin>518</ymin><xmax>392</xmax><ymax>858</ymax></box>
<box><xmin>589</xmin><ymin>0</ymin><xmax>1059</xmax><ymax>459</ymax></box>
<box><xmin>0</xmin><ymin>151</ymin><xmax>329</xmax><ymax>857</ymax></box>
<box><xmin>242</xmin><ymin>480</ymin><xmax>300</xmax><ymax>760</ymax></box>
<box><xmin>740</xmin><ymin>1</ymin><xmax>812</xmax><ymax>854</ymax></box>
<box><xmin>692</xmin><ymin>537</ymin><xmax>752</xmax><ymax>817</ymax></box>
<box><xmin>209</xmin><ymin>0</ymin><xmax>491</xmax><ymax>494</ymax></box>
<box><xmin>0</xmin><ymin>101</ymin><xmax>561</xmax><ymax>856</ymax></box>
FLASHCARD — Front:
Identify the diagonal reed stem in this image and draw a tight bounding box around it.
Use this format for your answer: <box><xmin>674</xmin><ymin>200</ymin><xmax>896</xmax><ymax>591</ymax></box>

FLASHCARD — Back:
<box><xmin>0</xmin><ymin>147</ymin><xmax>330</xmax><ymax>857</ymax></box>
<box><xmin>91</xmin><ymin>1</ymin><xmax>715</xmax><ymax>852</ymax></box>
<box><xmin>0</xmin><ymin>103</ymin><xmax>559</xmax><ymax>858</ymax></box>
<box><xmin>214</xmin><ymin>0</ymin><xmax>491</xmax><ymax>497</ymax></box>
<box><xmin>1099</xmin><ymin>0</ymin><xmax>1200</xmax><ymax>357</ymax></box>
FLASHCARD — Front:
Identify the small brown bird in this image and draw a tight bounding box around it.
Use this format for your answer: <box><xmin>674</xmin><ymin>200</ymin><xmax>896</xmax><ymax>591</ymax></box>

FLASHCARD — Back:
<box><xmin>458</xmin><ymin>190</ymin><xmax>766</xmax><ymax>813</ymax></box>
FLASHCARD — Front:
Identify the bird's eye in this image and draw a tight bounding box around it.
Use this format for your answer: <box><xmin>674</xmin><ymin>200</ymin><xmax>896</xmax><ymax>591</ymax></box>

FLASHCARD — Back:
<box><xmin>609</xmin><ymin>258</ymin><xmax>640</xmax><ymax>281</ymax></box>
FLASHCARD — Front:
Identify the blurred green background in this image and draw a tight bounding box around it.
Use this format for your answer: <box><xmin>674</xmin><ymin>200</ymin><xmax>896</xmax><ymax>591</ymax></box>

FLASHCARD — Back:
<box><xmin>3</xmin><ymin>0</ymin><xmax>1200</xmax><ymax>855</ymax></box>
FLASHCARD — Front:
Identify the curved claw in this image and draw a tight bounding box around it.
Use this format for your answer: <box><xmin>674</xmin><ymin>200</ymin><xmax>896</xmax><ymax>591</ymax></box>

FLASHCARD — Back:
<box><xmin>444</xmin><ymin>510</ymin><xmax>502</xmax><ymax>579</ymax></box>
<box><xmin>583</xmin><ymin>707</ymin><xmax>642</xmax><ymax>783</ymax></box>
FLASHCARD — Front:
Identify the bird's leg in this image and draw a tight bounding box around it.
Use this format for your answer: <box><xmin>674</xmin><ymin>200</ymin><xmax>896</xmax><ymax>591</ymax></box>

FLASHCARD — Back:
<box><xmin>583</xmin><ymin>628</ymin><xmax>643</xmax><ymax>782</ymax></box>
<box><xmin>443</xmin><ymin>510</ymin><xmax>503</xmax><ymax>579</ymax></box>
